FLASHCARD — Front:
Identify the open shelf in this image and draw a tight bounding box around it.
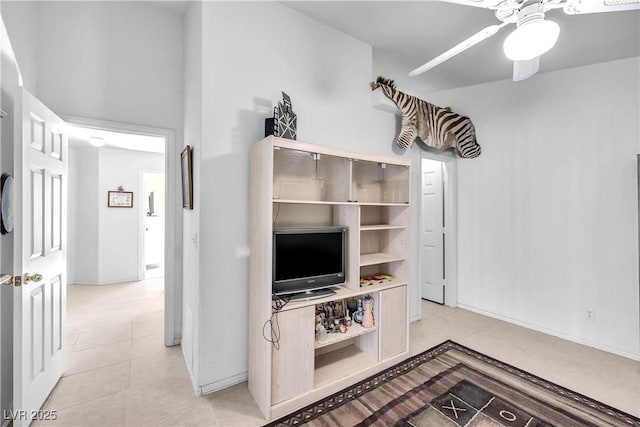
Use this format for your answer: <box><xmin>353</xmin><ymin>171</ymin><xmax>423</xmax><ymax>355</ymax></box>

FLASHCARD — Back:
<box><xmin>314</xmin><ymin>345</ymin><xmax>377</xmax><ymax>388</ymax></box>
<box><xmin>357</xmin><ymin>202</ymin><xmax>410</xmax><ymax>206</ymax></box>
<box><xmin>360</xmin><ymin>224</ymin><xmax>407</xmax><ymax>231</ymax></box>
<box><xmin>315</xmin><ymin>324</ymin><xmax>376</xmax><ymax>350</ymax></box>
<box><xmin>360</xmin><ymin>252</ymin><xmax>405</xmax><ymax>266</ymax></box>
<box><xmin>273</xmin><ymin>199</ymin><xmax>354</xmax><ymax>205</ymax></box>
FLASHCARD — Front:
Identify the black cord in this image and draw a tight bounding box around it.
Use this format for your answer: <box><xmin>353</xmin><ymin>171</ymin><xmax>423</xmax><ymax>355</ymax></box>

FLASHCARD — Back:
<box><xmin>263</xmin><ymin>294</ymin><xmax>290</xmax><ymax>350</ymax></box>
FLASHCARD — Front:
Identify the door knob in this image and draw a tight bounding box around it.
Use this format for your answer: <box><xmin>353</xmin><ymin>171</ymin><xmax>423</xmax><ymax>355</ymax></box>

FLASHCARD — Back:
<box><xmin>24</xmin><ymin>273</ymin><xmax>43</xmax><ymax>284</ymax></box>
<box><xmin>0</xmin><ymin>274</ymin><xmax>12</xmax><ymax>286</ymax></box>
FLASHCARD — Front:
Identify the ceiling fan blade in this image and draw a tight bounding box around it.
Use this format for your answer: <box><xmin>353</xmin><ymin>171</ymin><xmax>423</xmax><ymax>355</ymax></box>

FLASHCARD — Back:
<box><xmin>512</xmin><ymin>57</ymin><xmax>540</xmax><ymax>81</ymax></box>
<box><xmin>409</xmin><ymin>23</ymin><xmax>508</xmax><ymax>77</ymax></box>
<box><xmin>433</xmin><ymin>0</ymin><xmax>505</xmax><ymax>8</ymax></box>
<box><xmin>563</xmin><ymin>0</ymin><xmax>640</xmax><ymax>14</ymax></box>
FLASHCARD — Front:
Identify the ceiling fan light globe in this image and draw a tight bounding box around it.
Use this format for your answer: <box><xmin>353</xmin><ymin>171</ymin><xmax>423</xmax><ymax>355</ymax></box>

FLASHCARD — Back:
<box><xmin>503</xmin><ymin>20</ymin><xmax>560</xmax><ymax>61</ymax></box>
<box><xmin>89</xmin><ymin>136</ymin><xmax>105</xmax><ymax>147</ymax></box>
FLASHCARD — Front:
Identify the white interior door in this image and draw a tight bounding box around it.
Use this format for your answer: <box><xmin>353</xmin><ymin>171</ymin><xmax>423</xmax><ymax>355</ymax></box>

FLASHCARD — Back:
<box><xmin>421</xmin><ymin>158</ymin><xmax>445</xmax><ymax>304</ymax></box>
<box><xmin>13</xmin><ymin>89</ymin><xmax>67</xmax><ymax>427</ymax></box>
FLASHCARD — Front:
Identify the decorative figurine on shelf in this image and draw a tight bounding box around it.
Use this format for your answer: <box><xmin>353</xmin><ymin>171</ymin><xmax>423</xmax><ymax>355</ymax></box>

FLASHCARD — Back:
<box><xmin>339</xmin><ymin>323</ymin><xmax>347</xmax><ymax>333</ymax></box>
<box><xmin>344</xmin><ymin>310</ymin><xmax>352</xmax><ymax>327</ymax></box>
<box><xmin>363</xmin><ymin>296</ymin><xmax>375</xmax><ymax>328</ymax></box>
<box><xmin>276</xmin><ymin>92</ymin><xmax>297</xmax><ymax>140</ymax></box>
<box><xmin>265</xmin><ymin>92</ymin><xmax>297</xmax><ymax>140</ymax></box>
<box><xmin>333</xmin><ymin>318</ymin><xmax>341</xmax><ymax>332</ymax></box>
<box><xmin>354</xmin><ymin>298</ymin><xmax>364</xmax><ymax>324</ymax></box>
<box><xmin>333</xmin><ymin>302</ymin><xmax>343</xmax><ymax>318</ymax></box>
<box><xmin>347</xmin><ymin>299</ymin><xmax>357</xmax><ymax>316</ymax></box>
<box><xmin>315</xmin><ymin>322</ymin><xmax>327</xmax><ymax>343</ymax></box>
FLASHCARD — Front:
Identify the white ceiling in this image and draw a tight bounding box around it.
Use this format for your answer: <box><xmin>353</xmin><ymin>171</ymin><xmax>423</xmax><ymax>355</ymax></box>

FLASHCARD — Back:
<box><xmin>284</xmin><ymin>1</ymin><xmax>640</xmax><ymax>92</ymax></box>
<box><xmin>67</xmin><ymin>125</ymin><xmax>165</xmax><ymax>154</ymax></box>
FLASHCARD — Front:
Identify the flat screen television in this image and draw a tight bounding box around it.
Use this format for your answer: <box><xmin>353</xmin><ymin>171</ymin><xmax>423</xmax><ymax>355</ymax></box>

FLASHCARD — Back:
<box><xmin>273</xmin><ymin>226</ymin><xmax>346</xmax><ymax>300</ymax></box>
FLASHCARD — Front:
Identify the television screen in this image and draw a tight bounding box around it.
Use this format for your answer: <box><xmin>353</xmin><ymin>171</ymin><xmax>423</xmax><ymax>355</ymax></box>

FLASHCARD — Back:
<box><xmin>273</xmin><ymin>227</ymin><xmax>345</xmax><ymax>296</ymax></box>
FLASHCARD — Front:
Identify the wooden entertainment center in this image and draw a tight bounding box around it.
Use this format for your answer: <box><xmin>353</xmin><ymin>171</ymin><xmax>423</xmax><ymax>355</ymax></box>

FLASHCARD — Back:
<box><xmin>249</xmin><ymin>136</ymin><xmax>411</xmax><ymax>420</ymax></box>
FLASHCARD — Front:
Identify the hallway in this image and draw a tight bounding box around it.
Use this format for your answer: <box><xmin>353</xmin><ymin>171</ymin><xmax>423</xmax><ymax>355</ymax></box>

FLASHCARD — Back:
<box><xmin>35</xmin><ymin>279</ymin><xmax>263</xmax><ymax>427</ymax></box>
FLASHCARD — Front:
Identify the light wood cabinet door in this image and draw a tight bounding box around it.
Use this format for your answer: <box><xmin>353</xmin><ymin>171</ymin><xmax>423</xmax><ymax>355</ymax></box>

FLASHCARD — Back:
<box><xmin>379</xmin><ymin>286</ymin><xmax>407</xmax><ymax>360</ymax></box>
<box><xmin>271</xmin><ymin>306</ymin><xmax>315</xmax><ymax>404</ymax></box>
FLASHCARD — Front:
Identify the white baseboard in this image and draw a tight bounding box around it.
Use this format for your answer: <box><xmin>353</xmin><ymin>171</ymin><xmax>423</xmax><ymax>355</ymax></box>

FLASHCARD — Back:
<box><xmin>457</xmin><ymin>303</ymin><xmax>640</xmax><ymax>362</ymax></box>
<box><xmin>68</xmin><ymin>279</ymin><xmax>141</xmax><ymax>286</ymax></box>
<box><xmin>199</xmin><ymin>372</ymin><xmax>248</xmax><ymax>396</ymax></box>
<box><xmin>409</xmin><ymin>314</ymin><xmax>419</xmax><ymax>323</ymax></box>
<box><xmin>181</xmin><ymin>344</ymin><xmax>200</xmax><ymax>396</ymax></box>
<box><xmin>180</xmin><ymin>342</ymin><xmax>248</xmax><ymax>397</ymax></box>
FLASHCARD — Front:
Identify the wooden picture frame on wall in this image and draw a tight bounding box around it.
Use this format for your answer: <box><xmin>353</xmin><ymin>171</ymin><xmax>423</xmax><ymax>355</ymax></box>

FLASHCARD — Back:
<box><xmin>108</xmin><ymin>190</ymin><xmax>133</xmax><ymax>208</ymax></box>
<box><xmin>181</xmin><ymin>145</ymin><xmax>193</xmax><ymax>209</ymax></box>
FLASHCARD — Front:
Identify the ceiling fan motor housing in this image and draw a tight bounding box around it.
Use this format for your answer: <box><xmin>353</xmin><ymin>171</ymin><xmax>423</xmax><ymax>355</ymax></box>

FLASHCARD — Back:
<box><xmin>517</xmin><ymin>3</ymin><xmax>546</xmax><ymax>25</ymax></box>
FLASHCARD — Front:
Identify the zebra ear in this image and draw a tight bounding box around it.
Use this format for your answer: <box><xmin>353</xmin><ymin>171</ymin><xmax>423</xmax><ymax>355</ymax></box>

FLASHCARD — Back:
<box><xmin>375</xmin><ymin>76</ymin><xmax>396</xmax><ymax>89</ymax></box>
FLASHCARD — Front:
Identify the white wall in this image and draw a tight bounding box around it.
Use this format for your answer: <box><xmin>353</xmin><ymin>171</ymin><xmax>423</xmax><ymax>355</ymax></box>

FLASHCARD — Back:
<box><xmin>68</xmin><ymin>146</ymin><xmax>164</xmax><ymax>285</ymax></box>
<box><xmin>67</xmin><ymin>148</ymin><xmax>100</xmax><ymax>284</ymax></box>
<box><xmin>181</xmin><ymin>1</ymin><xmax>202</xmax><ymax>384</ymax></box>
<box><xmin>423</xmin><ymin>57</ymin><xmax>640</xmax><ymax>359</ymax></box>
<box><xmin>184</xmin><ymin>1</ymin><xmax>405</xmax><ymax>393</ymax></box>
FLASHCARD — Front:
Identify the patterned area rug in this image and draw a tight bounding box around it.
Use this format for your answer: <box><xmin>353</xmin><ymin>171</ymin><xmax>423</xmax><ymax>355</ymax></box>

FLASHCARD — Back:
<box><xmin>267</xmin><ymin>341</ymin><xmax>640</xmax><ymax>427</ymax></box>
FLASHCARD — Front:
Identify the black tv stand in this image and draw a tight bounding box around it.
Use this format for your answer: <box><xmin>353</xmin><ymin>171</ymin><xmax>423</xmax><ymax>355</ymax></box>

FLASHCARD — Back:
<box><xmin>283</xmin><ymin>288</ymin><xmax>336</xmax><ymax>302</ymax></box>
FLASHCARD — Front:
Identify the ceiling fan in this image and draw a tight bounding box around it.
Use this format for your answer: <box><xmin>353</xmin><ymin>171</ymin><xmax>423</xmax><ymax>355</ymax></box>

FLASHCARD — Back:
<box><xmin>409</xmin><ymin>0</ymin><xmax>640</xmax><ymax>81</ymax></box>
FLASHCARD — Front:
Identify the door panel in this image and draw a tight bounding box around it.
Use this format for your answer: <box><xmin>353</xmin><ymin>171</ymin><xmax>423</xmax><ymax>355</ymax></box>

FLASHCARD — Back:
<box><xmin>14</xmin><ymin>89</ymin><xmax>67</xmax><ymax>427</ymax></box>
<box><xmin>379</xmin><ymin>286</ymin><xmax>407</xmax><ymax>359</ymax></box>
<box><xmin>31</xmin><ymin>168</ymin><xmax>45</xmax><ymax>259</ymax></box>
<box><xmin>30</xmin><ymin>284</ymin><xmax>45</xmax><ymax>379</ymax></box>
<box><xmin>51</xmin><ymin>276</ymin><xmax>62</xmax><ymax>354</ymax></box>
<box><xmin>421</xmin><ymin>158</ymin><xmax>444</xmax><ymax>304</ymax></box>
<box><xmin>50</xmin><ymin>131</ymin><xmax>62</xmax><ymax>160</ymax></box>
<box><xmin>51</xmin><ymin>175</ymin><xmax>62</xmax><ymax>251</ymax></box>
<box><xmin>30</xmin><ymin>116</ymin><xmax>45</xmax><ymax>153</ymax></box>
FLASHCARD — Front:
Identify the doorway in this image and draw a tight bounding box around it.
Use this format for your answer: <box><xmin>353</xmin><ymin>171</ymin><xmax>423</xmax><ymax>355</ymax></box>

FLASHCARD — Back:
<box><xmin>419</xmin><ymin>153</ymin><xmax>457</xmax><ymax>307</ymax></box>
<box><xmin>65</xmin><ymin>116</ymin><xmax>180</xmax><ymax>347</ymax></box>
<box><xmin>141</xmin><ymin>171</ymin><xmax>165</xmax><ymax>279</ymax></box>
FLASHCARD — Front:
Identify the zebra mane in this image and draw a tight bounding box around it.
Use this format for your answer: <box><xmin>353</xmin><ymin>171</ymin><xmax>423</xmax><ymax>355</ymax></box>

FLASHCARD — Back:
<box><xmin>375</xmin><ymin>76</ymin><xmax>396</xmax><ymax>89</ymax></box>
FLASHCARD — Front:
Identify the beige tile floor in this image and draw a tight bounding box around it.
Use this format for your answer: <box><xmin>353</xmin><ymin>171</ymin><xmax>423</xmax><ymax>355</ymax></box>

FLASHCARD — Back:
<box><xmin>35</xmin><ymin>282</ymin><xmax>640</xmax><ymax>426</ymax></box>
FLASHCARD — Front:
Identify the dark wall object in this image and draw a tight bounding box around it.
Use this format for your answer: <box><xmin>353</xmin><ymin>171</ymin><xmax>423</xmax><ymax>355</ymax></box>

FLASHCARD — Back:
<box><xmin>0</xmin><ymin>173</ymin><xmax>15</xmax><ymax>234</ymax></box>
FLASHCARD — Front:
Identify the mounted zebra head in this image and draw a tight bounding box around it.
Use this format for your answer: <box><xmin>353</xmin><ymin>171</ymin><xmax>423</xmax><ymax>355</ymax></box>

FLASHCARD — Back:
<box><xmin>369</xmin><ymin>77</ymin><xmax>396</xmax><ymax>91</ymax></box>
<box><xmin>369</xmin><ymin>76</ymin><xmax>481</xmax><ymax>158</ymax></box>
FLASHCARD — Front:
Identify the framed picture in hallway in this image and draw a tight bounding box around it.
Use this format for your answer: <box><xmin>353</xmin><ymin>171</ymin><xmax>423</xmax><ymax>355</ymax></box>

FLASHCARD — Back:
<box><xmin>108</xmin><ymin>190</ymin><xmax>134</xmax><ymax>208</ymax></box>
<box><xmin>181</xmin><ymin>145</ymin><xmax>193</xmax><ymax>209</ymax></box>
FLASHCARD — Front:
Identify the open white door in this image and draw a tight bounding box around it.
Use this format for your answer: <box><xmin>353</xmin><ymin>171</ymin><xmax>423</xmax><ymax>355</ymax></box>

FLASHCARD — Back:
<box><xmin>13</xmin><ymin>89</ymin><xmax>67</xmax><ymax>427</ymax></box>
<box><xmin>421</xmin><ymin>158</ymin><xmax>445</xmax><ymax>304</ymax></box>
